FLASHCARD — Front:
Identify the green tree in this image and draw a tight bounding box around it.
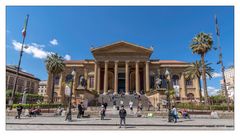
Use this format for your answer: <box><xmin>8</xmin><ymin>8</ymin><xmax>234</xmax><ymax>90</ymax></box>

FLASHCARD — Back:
<box><xmin>185</xmin><ymin>60</ymin><xmax>214</xmax><ymax>102</ymax></box>
<box><xmin>190</xmin><ymin>32</ymin><xmax>213</xmax><ymax>105</ymax></box>
<box><xmin>45</xmin><ymin>53</ymin><xmax>65</xmax><ymax>103</ymax></box>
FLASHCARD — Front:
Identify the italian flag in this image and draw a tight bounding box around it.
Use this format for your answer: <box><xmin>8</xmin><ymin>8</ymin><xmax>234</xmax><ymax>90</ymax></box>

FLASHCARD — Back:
<box><xmin>22</xmin><ymin>14</ymin><xmax>29</xmax><ymax>38</ymax></box>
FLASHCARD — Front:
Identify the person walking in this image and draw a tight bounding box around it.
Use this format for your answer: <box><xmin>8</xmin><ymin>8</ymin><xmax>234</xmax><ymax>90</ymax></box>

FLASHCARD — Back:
<box><xmin>77</xmin><ymin>102</ymin><xmax>83</xmax><ymax>118</ymax></box>
<box><xmin>119</xmin><ymin>105</ymin><xmax>127</xmax><ymax>128</ymax></box>
<box><xmin>171</xmin><ymin>106</ymin><xmax>178</xmax><ymax>123</ymax></box>
<box><xmin>129</xmin><ymin>100</ymin><xmax>133</xmax><ymax>112</ymax></box>
<box><xmin>15</xmin><ymin>103</ymin><xmax>23</xmax><ymax>119</ymax></box>
<box><xmin>113</xmin><ymin>100</ymin><xmax>116</xmax><ymax>110</ymax></box>
<box><xmin>120</xmin><ymin>100</ymin><xmax>124</xmax><ymax>106</ymax></box>
<box><xmin>100</xmin><ymin>105</ymin><xmax>106</xmax><ymax>120</ymax></box>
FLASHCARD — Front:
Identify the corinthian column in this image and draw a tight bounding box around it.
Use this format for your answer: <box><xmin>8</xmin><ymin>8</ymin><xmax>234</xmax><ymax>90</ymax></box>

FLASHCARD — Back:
<box><xmin>97</xmin><ymin>63</ymin><xmax>101</xmax><ymax>94</ymax></box>
<box><xmin>135</xmin><ymin>61</ymin><xmax>140</xmax><ymax>95</ymax></box>
<box><xmin>94</xmin><ymin>61</ymin><xmax>98</xmax><ymax>91</ymax></box>
<box><xmin>146</xmin><ymin>61</ymin><xmax>150</xmax><ymax>93</ymax></box>
<box><xmin>125</xmin><ymin>60</ymin><xmax>129</xmax><ymax>95</ymax></box>
<box><xmin>114</xmin><ymin>61</ymin><xmax>119</xmax><ymax>95</ymax></box>
<box><xmin>104</xmin><ymin>60</ymin><xmax>109</xmax><ymax>94</ymax></box>
<box><xmin>180</xmin><ymin>73</ymin><xmax>186</xmax><ymax>100</ymax></box>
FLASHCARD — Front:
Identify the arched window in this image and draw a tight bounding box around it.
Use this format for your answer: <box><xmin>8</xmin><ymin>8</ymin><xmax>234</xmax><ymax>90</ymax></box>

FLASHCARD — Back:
<box><xmin>65</xmin><ymin>74</ymin><xmax>73</xmax><ymax>84</ymax></box>
<box><xmin>160</xmin><ymin>75</ymin><xmax>167</xmax><ymax>88</ymax></box>
<box><xmin>172</xmin><ymin>75</ymin><xmax>180</xmax><ymax>86</ymax></box>
<box><xmin>78</xmin><ymin>75</ymin><xmax>86</xmax><ymax>87</ymax></box>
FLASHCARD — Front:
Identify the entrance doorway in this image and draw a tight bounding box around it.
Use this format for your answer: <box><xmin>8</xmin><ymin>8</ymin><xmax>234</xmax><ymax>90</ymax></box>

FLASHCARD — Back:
<box><xmin>118</xmin><ymin>73</ymin><xmax>125</xmax><ymax>94</ymax></box>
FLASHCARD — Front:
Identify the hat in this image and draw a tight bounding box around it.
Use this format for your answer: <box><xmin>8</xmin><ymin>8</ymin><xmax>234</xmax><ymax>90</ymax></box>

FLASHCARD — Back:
<box><xmin>121</xmin><ymin>105</ymin><xmax>124</xmax><ymax>108</ymax></box>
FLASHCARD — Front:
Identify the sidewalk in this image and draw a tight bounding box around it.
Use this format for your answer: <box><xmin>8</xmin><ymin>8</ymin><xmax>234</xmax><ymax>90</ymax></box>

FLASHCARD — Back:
<box><xmin>6</xmin><ymin>116</ymin><xmax>234</xmax><ymax>128</ymax></box>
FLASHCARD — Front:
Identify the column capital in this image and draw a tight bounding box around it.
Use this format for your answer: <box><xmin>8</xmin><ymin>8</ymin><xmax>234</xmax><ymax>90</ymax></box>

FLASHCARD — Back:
<box><xmin>146</xmin><ymin>60</ymin><xmax>150</xmax><ymax>63</ymax></box>
<box><xmin>125</xmin><ymin>60</ymin><xmax>130</xmax><ymax>63</ymax></box>
<box><xmin>114</xmin><ymin>60</ymin><xmax>119</xmax><ymax>63</ymax></box>
<box><xmin>136</xmin><ymin>60</ymin><xmax>140</xmax><ymax>63</ymax></box>
<box><xmin>104</xmin><ymin>60</ymin><xmax>109</xmax><ymax>63</ymax></box>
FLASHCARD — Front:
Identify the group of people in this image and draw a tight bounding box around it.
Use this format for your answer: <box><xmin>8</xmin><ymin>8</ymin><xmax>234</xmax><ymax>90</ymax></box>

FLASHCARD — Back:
<box><xmin>15</xmin><ymin>104</ymin><xmax>41</xmax><ymax>119</ymax></box>
<box><xmin>170</xmin><ymin>106</ymin><xmax>191</xmax><ymax>123</ymax></box>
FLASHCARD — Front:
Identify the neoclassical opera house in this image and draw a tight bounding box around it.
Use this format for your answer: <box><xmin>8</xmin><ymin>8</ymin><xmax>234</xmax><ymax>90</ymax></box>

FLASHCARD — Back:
<box><xmin>45</xmin><ymin>41</ymin><xmax>201</xmax><ymax>107</ymax></box>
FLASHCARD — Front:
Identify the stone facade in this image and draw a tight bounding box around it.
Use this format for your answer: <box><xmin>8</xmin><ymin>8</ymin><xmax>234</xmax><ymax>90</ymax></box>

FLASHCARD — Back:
<box><xmin>38</xmin><ymin>80</ymin><xmax>47</xmax><ymax>96</ymax></box>
<box><xmin>220</xmin><ymin>66</ymin><xmax>234</xmax><ymax>100</ymax></box>
<box><xmin>6</xmin><ymin>65</ymin><xmax>40</xmax><ymax>94</ymax></box>
<box><xmin>45</xmin><ymin>41</ymin><xmax>200</xmax><ymax>104</ymax></box>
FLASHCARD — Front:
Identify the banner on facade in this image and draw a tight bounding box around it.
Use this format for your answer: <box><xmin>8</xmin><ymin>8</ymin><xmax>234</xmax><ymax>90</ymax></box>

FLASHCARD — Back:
<box><xmin>65</xmin><ymin>85</ymin><xmax>71</xmax><ymax>96</ymax></box>
<box><xmin>173</xmin><ymin>85</ymin><xmax>180</xmax><ymax>97</ymax></box>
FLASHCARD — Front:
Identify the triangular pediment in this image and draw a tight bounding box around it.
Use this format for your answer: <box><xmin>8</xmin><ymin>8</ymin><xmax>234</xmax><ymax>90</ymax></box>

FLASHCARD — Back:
<box><xmin>91</xmin><ymin>41</ymin><xmax>153</xmax><ymax>54</ymax></box>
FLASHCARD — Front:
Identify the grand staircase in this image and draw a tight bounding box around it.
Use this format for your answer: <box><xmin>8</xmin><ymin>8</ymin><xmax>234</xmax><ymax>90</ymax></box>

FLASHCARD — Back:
<box><xmin>97</xmin><ymin>94</ymin><xmax>150</xmax><ymax>107</ymax></box>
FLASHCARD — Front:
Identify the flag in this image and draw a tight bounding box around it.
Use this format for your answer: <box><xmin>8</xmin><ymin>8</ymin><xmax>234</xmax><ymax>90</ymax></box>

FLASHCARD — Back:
<box><xmin>22</xmin><ymin>14</ymin><xmax>29</xmax><ymax>38</ymax></box>
<box><xmin>214</xmin><ymin>15</ymin><xmax>220</xmax><ymax>36</ymax></box>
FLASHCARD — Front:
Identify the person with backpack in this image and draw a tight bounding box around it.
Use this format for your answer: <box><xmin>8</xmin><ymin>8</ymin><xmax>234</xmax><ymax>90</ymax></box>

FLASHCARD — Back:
<box><xmin>15</xmin><ymin>103</ymin><xmax>23</xmax><ymax>119</ymax></box>
<box><xmin>100</xmin><ymin>105</ymin><xmax>106</xmax><ymax>120</ymax></box>
<box><xmin>171</xmin><ymin>105</ymin><xmax>178</xmax><ymax>123</ymax></box>
<box><xmin>77</xmin><ymin>102</ymin><xmax>83</xmax><ymax>118</ymax></box>
<box><xmin>119</xmin><ymin>105</ymin><xmax>127</xmax><ymax>128</ymax></box>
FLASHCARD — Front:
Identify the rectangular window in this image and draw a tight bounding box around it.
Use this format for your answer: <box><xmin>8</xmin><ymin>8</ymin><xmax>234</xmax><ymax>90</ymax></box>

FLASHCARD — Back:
<box><xmin>89</xmin><ymin>76</ymin><xmax>94</xmax><ymax>88</ymax></box>
<box><xmin>186</xmin><ymin>79</ymin><xmax>193</xmax><ymax>86</ymax></box>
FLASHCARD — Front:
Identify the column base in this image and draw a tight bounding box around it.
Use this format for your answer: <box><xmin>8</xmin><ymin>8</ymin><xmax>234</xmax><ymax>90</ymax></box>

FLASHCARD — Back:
<box><xmin>103</xmin><ymin>92</ymin><xmax>107</xmax><ymax>95</ymax></box>
<box><xmin>136</xmin><ymin>92</ymin><xmax>140</xmax><ymax>95</ymax></box>
<box><xmin>125</xmin><ymin>92</ymin><xmax>129</xmax><ymax>95</ymax></box>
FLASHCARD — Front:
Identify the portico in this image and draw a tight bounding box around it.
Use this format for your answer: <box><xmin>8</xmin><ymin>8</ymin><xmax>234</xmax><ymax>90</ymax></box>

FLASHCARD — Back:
<box><xmin>91</xmin><ymin>41</ymin><xmax>153</xmax><ymax>95</ymax></box>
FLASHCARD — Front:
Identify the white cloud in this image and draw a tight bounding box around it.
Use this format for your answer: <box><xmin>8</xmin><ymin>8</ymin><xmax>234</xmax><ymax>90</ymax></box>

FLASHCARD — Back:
<box><xmin>201</xmin><ymin>86</ymin><xmax>220</xmax><ymax>96</ymax></box>
<box><xmin>64</xmin><ymin>54</ymin><xmax>71</xmax><ymax>60</ymax></box>
<box><xmin>12</xmin><ymin>40</ymin><xmax>50</xmax><ymax>59</ymax></box>
<box><xmin>49</xmin><ymin>38</ymin><xmax>58</xmax><ymax>46</ymax></box>
<box><xmin>12</xmin><ymin>40</ymin><xmax>70</xmax><ymax>61</ymax></box>
<box><xmin>212</xmin><ymin>72</ymin><xmax>222</xmax><ymax>78</ymax></box>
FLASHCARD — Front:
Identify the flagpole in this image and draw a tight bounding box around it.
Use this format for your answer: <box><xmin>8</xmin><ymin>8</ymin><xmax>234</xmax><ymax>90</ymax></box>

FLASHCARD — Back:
<box><xmin>214</xmin><ymin>15</ymin><xmax>230</xmax><ymax>112</ymax></box>
<box><xmin>8</xmin><ymin>15</ymin><xmax>29</xmax><ymax>109</ymax></box>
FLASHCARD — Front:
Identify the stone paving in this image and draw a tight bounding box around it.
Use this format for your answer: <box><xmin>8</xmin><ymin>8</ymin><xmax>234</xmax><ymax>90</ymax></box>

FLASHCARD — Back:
<box><xmin>6</xmin><ymin>124</ymin><xmax>234</xmax><ymax>130</ymax></box>
<box><xmin>6</xmin><ymin>115</ymin><xmax>234</xmax><ymax>129</ymax></box>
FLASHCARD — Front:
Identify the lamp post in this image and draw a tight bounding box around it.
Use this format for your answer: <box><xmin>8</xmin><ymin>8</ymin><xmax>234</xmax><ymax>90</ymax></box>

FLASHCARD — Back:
<box><xmin>165</xmin><ymin>68</ymin><xmax>171</xmax><ymax>122</ymax></box>
<box><xmin>65</xmin><ymin>69</ymin><xmax>76</xmax><ymax>122</ymax></box>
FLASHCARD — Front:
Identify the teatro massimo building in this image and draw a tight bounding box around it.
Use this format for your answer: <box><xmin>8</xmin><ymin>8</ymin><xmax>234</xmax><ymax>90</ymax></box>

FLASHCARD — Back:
<box><xmin>45</xmin><ymin>41</ymin><xmax>201</xmax><ymax>107</ymax></box>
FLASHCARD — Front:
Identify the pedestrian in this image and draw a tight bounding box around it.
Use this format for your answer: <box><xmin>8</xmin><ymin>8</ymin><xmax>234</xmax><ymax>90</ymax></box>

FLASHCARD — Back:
<box><xmin>103</xmin><ymin>102</ymin><xmax>108</xmax><ymax>110</ymax></box>
<box><xmin>77</xmin><ymin>102</ymin><xmax>83</xmax><ymax>118</ymax></box>
<box><xmin>100</xmin><ymin>105</ymin><xmax>106</xmax><ymax>120</ymax></box>
<box><xmin>113</xmin><ymin>100</ymin><xmax>116</xmax><ymax>109</ymax></box>
<box><xmin>139</xmin><ymin>102</ymin><xmax>143</xmax><ymax>111</ymax></box>
<box><xmin>119</xmin><ymin>105</ymin><xmax>127</xmax><ymax>128</ymax></box>
<box><xmin>147</xmin><ymin>101</ymin><xmax>151</xmax><ymax>111</ymax></box>
<box><xmin>157</xmin><ymin>103</ymin><xmax>161</xmax><ymax>111</ymax></box>
<box><xmin>15</xmin><ymin>103</ymin><xmax>23</xmax><ymax>119</ymax></box>
<box><xmin>120</xmin><ymin>100</ymin><xmax>124</xmax><ymax>106</ymax></box>
<box><xmin>171</xmin><ymin>106</ymin><xmax>178</xmax><ymax>123</ymax></box>
<box><xmin>129</xmin><ymin>100</ymin><xmax>133</xmax><ymax>112</ymax></box>
<box><xmin>182</xmin><ymin>109</ymin><xmax>190</xmax><ymax>119</ymax></box>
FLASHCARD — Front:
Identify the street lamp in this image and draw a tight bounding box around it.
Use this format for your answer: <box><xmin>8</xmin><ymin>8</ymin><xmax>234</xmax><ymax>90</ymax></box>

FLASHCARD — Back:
<box><xmin>65</xmin><ymin>69</ymin><xmax>76</xmax><ymax>122</ymax></box>
<box><xmin>165</xmin><ymin>68</ymin><xmax>171</xmax><ymax>122</ymax></box>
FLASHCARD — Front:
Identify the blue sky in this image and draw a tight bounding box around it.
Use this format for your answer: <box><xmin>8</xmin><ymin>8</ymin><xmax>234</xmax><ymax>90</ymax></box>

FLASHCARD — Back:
<box><xmin>6</xmin><ymin>6</ymin><xmax>234</xmax><ymax>95</ymax></box>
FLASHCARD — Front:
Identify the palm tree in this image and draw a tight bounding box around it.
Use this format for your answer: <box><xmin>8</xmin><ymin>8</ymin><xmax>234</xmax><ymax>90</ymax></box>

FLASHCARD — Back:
<box><xmin>45</xmin><ymin>53</ymin><xmax>65</xmax><ymax>103</ymax></box>
<box><xmin>190</xmin><ymin>32</ymin><xmax>213</xmax><ymax>104</ymax></box>
<box><xmin>185</xmin><ymin>60</ymin><xmax>214</xmax><ymax>103</ymax></box>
